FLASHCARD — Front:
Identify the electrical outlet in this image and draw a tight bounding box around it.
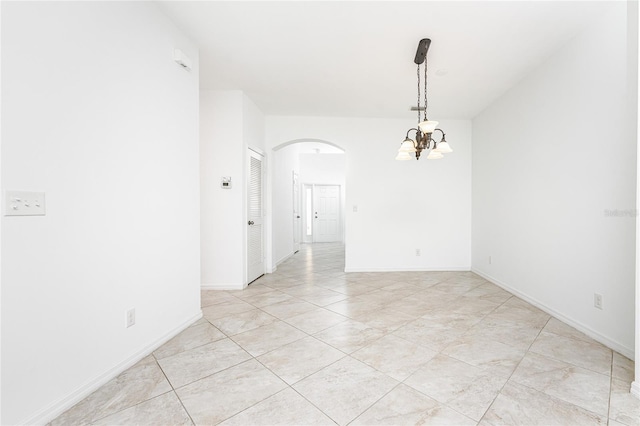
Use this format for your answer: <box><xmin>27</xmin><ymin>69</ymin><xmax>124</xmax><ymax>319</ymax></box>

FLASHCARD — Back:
<box><xmin>126</xmin><ymin>308</ymin><xmax>136</xmax><ymax>328</ymax></box>
<box><xmin>415</xmin><ymin>248</ymin><xmax>421</xmax><ymax>256</ymax></box>
<box><xmin>594</xmin><ymin>294</ymin><xmax>603</xmax><ymax>310</ymax></box>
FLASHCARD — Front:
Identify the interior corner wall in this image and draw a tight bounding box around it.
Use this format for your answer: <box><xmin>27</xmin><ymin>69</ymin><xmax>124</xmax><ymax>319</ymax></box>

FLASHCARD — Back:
<box><xmin>272</xmin><ymin>144</ymin><xmax>301</xmax><ymax>266</ymax></box>
<box><xmin>200</xmin><ymin>90</ymin><xmax>245</xmax><ymax>289</ymax></box>
<box><xmin>472</xmin><ymin>4</ymin><xmax>635</xmax><ymax>358</ymax></box>
<box><xmin>1</xmin><ymin>2</ymin><xmax>201</xmax><ymax>424</ymax></box>
<box><xmin>631</xmin><ymin>0</ymin><xmax>640</xmax><ymax>393</ymax></box>
<box><xmin>266</xmin><ymin>117</ymin><xmax>472</xmax><ymax>272</ymax></box>
<box><xmin>200</xmin><ymin>91</ymin><xmax>266</xmax><ymax>288</ymax></box>
<box><xmin>243</xmin><ymin>94</ymin><xmax>266</xmax><ymax>153</ymax></box>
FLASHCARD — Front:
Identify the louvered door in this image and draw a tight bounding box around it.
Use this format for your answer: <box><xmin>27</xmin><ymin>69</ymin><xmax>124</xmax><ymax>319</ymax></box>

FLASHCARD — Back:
<box><xmin>247</xmin><ymin>149</ymin><xmax>264</xmax><ymax>284</ymax></box>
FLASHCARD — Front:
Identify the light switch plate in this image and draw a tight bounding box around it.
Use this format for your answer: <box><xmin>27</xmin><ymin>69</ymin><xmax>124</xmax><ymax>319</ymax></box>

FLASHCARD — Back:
<box><xmin>5</xmin><ymin>191</ymin><xmax>46</xmax><ymax>216</ymax></box>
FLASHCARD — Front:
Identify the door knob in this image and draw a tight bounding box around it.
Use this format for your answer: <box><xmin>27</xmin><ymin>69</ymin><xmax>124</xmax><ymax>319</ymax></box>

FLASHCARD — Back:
<box><xmin>248</xmin><ymin>220</ymin><xmax>254</xmax><ymax>225</ymax></box>
<box><xmin>296</xmin><ymin>215</ymin><xmax>301</xmax><ymax>219</ymax></box>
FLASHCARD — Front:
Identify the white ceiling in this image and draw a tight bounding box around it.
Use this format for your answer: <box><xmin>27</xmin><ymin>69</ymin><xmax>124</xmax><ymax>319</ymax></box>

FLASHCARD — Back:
<box><xmin>158</xmin><ymin>1</ymin><xmax>619</xmax><ymax>120</ymax></box>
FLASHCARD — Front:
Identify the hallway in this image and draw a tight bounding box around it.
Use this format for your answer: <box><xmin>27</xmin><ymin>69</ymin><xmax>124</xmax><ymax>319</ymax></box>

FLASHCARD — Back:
<box><xmin>53</xmin><ymin>243</ymin><xmax>638</xmax><ymax>425</ymax></box>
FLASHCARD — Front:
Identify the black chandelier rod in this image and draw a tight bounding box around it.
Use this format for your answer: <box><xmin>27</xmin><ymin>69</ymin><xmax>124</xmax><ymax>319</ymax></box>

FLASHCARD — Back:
<box><xmin>414</xmin><ymin>39</ymin><xmax>431</xmax><ymax>65</ymax></box>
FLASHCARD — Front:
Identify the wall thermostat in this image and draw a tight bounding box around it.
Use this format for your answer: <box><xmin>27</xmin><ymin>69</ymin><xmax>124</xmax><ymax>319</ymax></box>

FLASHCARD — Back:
<box><xmin>221</xmin><ymin>177</ymin><xmax>232</xmax><ymax>189</ymax></box>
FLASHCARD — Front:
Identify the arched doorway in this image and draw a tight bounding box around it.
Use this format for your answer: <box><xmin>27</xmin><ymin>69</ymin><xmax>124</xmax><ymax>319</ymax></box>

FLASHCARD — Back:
<box><xmin>270</xmin><ymin>139</ymin><xmax>346</xmax><ymax>273</ymax></box>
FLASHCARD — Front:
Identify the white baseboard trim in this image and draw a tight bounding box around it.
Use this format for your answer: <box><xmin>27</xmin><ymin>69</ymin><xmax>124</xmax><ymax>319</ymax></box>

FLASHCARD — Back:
<box><xmin>275</xmin><ymin>251</ymin><xmax>296</xmax><ymax>267</ymax></box>
<box><xmin>24</xmin><ymin>311</ymin><xmax>203</xmax><ymax>426</ymax></box>
<box><xmin>263</xmin><ymin>251</ymin><xmax>296</xmax><ymax>274</ymax></box>
<box><xmin>201</xmin><ymin>283</ymin><xmax>245</xmax><ymax>291</ymax></box>
<box><xmin>472</xmin><ymin>268</ymin><xmax>635</xmax><ymax>360</ymax></box>
<box><xmin>344</xmin><ymin>266</ymin><xmax>471</xmax><ymax>273</ymax></box>
<box><xmin>631</xmin><ymin>381</ymin><xmax>640</xmax><ymax>399</ymax></box>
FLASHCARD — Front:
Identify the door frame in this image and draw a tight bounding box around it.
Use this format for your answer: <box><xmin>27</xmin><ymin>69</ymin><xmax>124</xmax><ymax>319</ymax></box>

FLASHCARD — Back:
<box><xmin>293</xmin><ymin>171</ymin><xmax>301</xmax><ymax>253</ymax></box>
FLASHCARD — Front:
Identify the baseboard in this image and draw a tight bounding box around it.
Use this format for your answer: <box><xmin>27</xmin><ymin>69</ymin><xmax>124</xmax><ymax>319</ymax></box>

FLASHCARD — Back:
<box><xmin>631</xmin><ymin>381</ymin><xmax>640</xmax><ymax>399</ymax></box>
<box><xmin>344</xmin><ymin>266</ymin><xmax>471</xmax><ymax>273</ymax></box>
<box><xmin>24</xmin><ymin>311</ymin><xmax>203</xmax><ymax>426</ymax></box>
<box><xmin>201</xmin><ymin>283</ymin><xmax>245</xmax><ymax>290</ymax></box>
<box><xmin>471</xmin><ymin>268</ymin><xmax>635</xmax><ymax>360</ymax></box>
<box><xmin>275</xmin><ymin>251</ymin><xmax>296</xmax><ymax>267</ymax></box>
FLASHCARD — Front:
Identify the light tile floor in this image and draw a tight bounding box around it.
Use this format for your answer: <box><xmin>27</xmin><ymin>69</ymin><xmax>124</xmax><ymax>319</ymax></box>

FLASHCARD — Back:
<box><xmin>52</xmin><ymin>243</ymin><xmax>639</xmax><ymax>425</ymax></box>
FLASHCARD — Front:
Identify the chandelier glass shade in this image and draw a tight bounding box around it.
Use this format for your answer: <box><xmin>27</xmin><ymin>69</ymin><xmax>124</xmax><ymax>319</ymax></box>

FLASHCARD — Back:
<box><xmin>397</xmin><ymin>39</ymin><xmax>452</xmax><ymax>161</ymax></box>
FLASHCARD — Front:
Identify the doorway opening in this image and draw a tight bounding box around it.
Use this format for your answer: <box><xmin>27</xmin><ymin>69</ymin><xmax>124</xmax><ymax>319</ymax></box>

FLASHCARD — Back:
<box><xmin>271</xmin><ymin>139</ymin><xmax>346</xmax><ymax>270</ymax></box>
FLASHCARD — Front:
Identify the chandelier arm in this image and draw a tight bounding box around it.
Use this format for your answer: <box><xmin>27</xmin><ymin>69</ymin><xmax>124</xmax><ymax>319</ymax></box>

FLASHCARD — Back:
<box><xmin>405</xmin><ymin>128</ymin><xmax>419</xmax><ymax>139</ymax></box>
<box><xmin>432</xmin><ymin>128</ymin><xmax>446</xmax><ymax>142</ymax></box>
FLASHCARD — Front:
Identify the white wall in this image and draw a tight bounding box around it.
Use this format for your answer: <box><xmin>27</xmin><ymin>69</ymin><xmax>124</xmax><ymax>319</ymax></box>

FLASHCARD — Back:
<box><xmin>200</xmin><ymin>91</ymin><xmax>265</xmax><ymax>288</ymax></box>
<box><xmin>634</xmin><ymin>0</ymin><xmax>640</xmax><ymax>398</ymax></box>
<box><xmin>266</xmin><ymin>117</ymin><xmax>472</xmax><ymax>272</ymax></box>
<box><xmin>272</xmin><ymin>144</ymin><xmax>300</xmax><ymax>266</ymax></box>
<box><xmin>1</xmin><ymin>2</ymin><xmax>201</xmax><ymax>424</ymax></box>
<box><xmin>299</xmin><ymin>153</ymin><xmax>346</xmax><ymax>185</ymax></box>
<box><xmin>201</xmin><ymin>91</ymin><xmax>245</xmax><ymax>288</ymax></box>
<box><xmin>472</xmin><ymin>4</ymin><xmax>635</xmax><ymax>358</ymax></box>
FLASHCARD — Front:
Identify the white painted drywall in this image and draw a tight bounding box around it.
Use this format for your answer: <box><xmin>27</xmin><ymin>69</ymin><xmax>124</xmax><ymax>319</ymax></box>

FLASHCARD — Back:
<box><xmin>1</xmin><ymin>2</ymin><xmax>200</xmax><ymax>424</ymax></box>
<box><xmin>630</xmin><ymin>0</ymin><xmax>640</xmax><ymax>394</ymax></box>
<box><xmin>200</xmin><ymin>91</ymin><xmax>265</xmax><ymax>288</ymax></box>
<box><xmin>472</xmin><ymin>4</ymin><xmax>635</xmax><ymax>358</ymax></box>
<box><xmin>200</xmin><ymin>91</ymin><xmax>245</xmax><ymax>288</ymax></box>
<box><xmin>266</xmin><ymin>117</ymin><xmax>472</xmax><ymax>272</ymax></box>
<box><xmin>272</xmin><ymin>144</ymin><xmax>301</xmax><ymax>266</ymax></box>
<box><xmin>243</xmin><ymin>94</ymin><xmax>266</xmax><ymax>153</ymax></box>
<box><xmin>299</xmin><ymin>153</ymin><xmax>346</xmax><ymax>186</ymax></box>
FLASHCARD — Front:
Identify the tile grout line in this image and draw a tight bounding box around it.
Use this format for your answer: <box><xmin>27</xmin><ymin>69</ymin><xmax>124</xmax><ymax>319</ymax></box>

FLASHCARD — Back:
<box><xmin>251</xmin><ymin>354</ymin><xmax>343</xmax><ymax>425</ymax></box>
<box><xmin>475</xmin><ymin>315</ymin><xmax>552</xmax><ymax>424</ymax></box>
<box><xmin>152</xmin><ymin>354</ymin><xmax>199</xmax><ymax>425</ymax></box>
<box><xmin>607</xmin><ymin>350</ymin><xmax>614</xmax><ymax>423</ymax></box>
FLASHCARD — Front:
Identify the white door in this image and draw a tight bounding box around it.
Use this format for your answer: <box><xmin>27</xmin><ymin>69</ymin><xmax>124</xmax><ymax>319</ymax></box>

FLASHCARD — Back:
<box><xmin>313</xmin><ymin>185</ymin><xmax>341</xmax><ymax>243</ymax></box>
<box><xmin>293</xmin><ymin>172</ymin><xmax>301</xmax><ymax>253</ymax></box>
<box><xmin>247</xmin><ymin>150</ymin><xmax>264</xmax><ymax>283</ymax></box>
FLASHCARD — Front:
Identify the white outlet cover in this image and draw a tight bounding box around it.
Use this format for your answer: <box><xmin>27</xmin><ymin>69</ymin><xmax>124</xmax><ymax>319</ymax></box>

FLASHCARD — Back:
<box><xmin>5</xmin><ymin>191</ymin><xmax>46</xmax><ymax>216</ymax></box>
<box><xmin>126</xmin><ymin>308</ymin><xmax>136</xmax><ymax>328</ymax></box>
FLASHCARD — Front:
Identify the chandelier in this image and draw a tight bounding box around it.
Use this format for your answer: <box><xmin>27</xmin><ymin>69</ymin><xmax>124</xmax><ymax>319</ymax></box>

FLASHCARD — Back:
<box><xmin>396</xmin><ymin>38</ymin><xmax>453</xmax><ymax>161</ymax></box>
